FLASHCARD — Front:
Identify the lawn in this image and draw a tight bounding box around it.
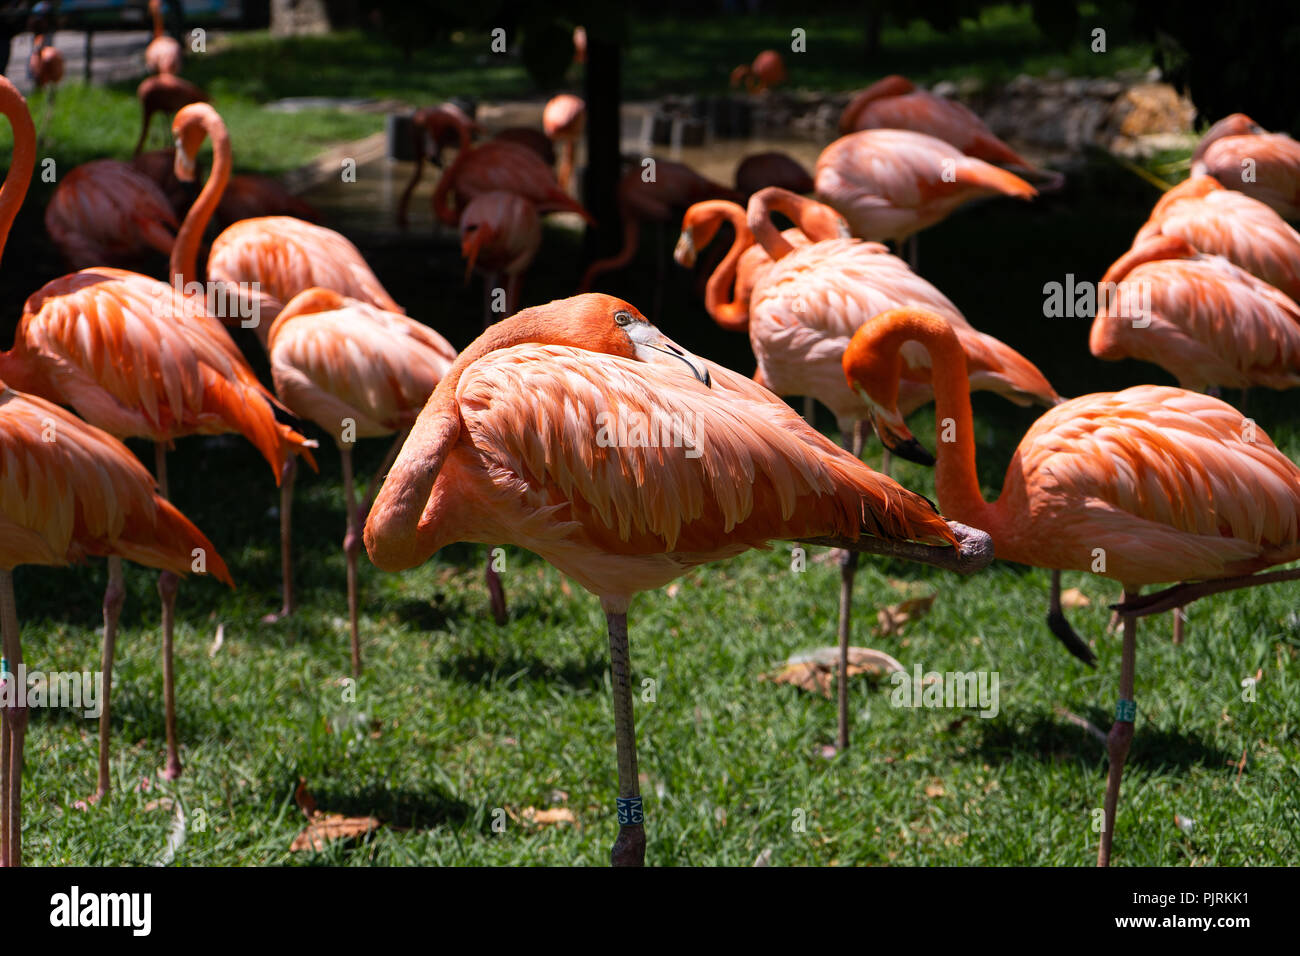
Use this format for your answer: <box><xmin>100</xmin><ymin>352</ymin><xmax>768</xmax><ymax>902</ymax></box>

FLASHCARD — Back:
<box><xmin>5</xmin><ymin>6</ymin><xmax>1297</xmax><ymax>867</ymax></box>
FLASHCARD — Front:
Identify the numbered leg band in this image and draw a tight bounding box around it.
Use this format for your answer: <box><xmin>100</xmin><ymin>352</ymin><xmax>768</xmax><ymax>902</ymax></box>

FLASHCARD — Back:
<box><xmin>616</xmin><ymin>796</ymin><xmax>644</xmax><ymax>826</ymax></box>
<box><xmin>1115</xmin><ymin>699</ymin><xmax>1137</xmax><ymax>723</ymax></box>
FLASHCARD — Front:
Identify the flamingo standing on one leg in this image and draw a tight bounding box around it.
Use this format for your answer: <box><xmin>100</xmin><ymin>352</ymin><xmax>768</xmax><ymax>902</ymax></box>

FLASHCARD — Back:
<box><xmin>815</xmin><ymin>129</ymin><xmax>1037</xmax><ymax>267</ymax></box>
<box><xmin>144</xmin><ymin>0</ymin><xmax>182</xmax><ymax>75</ymax></box>
<box><xmin>1090</xmin><ymin>235</ymin><xmax>1300</xmax><ymax>392</ymax></box>
<box><xmin>0</xmin><ymin>91</ymin><xmax>317</xmax><ymax>798</ymax></box>
<box><xmin>1133</xmin><ymin>175</ymin><xmax>1300</xmax><ymax>302</ymax></box>
<box><xmin>843</xmin><ymin>307</ymin><xmax>1300</xmax><ymax>866</ymax></box>
<box><xmin>736</xmin><ymin>188</ymin><xmax>1059</xmax><ymax>749</ymax></box>
<box><xmin>266</xmin><ymin>288</ymin><xmax>463</xmax><ymax>669</ymax></box>
<box><xmin>543</xmin><ymin>93</ymin><xmax>585</xmax><ymax>191</ymax></box>
<box><xmin>169</xmin><ymin>104</ymin><xmax>403</xmax><ymax>346</ymax></box>
<box><xmin>1192</xmin><ymin>114</ymin><xmax>1300</xmax><ymax>220</ymax></box>
<box><xmin>580</xmin><ymin>159</ymin><xmax>741</xmax><ymax>294</ymax></box>
<box><xmin>0</xmin><ymin>382</ymin><xmax>233</xmax><ymax>866</ymax></box>
<box><xmin>730</xmin><ymin>50</ymin><xmax>786</xmax><ymax>93</ymax></box>
<box><xmin>364</xmin><ymin>293</ymin><xmax>994</xmax><ymax>867</ymax></box>
<box><xmin>45</xmin><ymin>159</ymin><xmax>178</xmax><ymax>269</ymax></box>
<box><xmin>134</xmin><ymin>73</ymin><xmax>207</xmax><ymax>156</ymax></box>
<box><xmin>458</xmin><ymin>191</ymin><xmax>541</xmax><ymax>325</ymax></box>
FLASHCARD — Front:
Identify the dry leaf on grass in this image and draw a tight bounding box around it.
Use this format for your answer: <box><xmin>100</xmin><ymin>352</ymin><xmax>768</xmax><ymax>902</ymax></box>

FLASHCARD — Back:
<box><xmin>1060</xmin><ymin>588</ymin><xmax>1091</xmax><ymax>609</ymax></box>
<box><xmin>876</xmin><ymin>593</ymin><xmax>936</xmax><ymax>635</ymax></box>
<box><xmin>291</xmin><ymin>814</ymin><xmax>381</xmax><ymax>852</ymax></box>
<box><xmin>760</xmin><ymin>647</ymin><xmax>904</xmax><ymax>699</ymax></box>
<box><xmin>925</xmin><ymin>782</ymin><xmax>946</xmax><ymax>798</ymax></box>
<box><xmin>519</xmin><ymin>807</ymin><xmax>577</xmax><ymax>827</ymax></box>
<box><xmin>290</xmin><ymin>777</ymin><xmax>382</xmax><ymax>852</ymax></box>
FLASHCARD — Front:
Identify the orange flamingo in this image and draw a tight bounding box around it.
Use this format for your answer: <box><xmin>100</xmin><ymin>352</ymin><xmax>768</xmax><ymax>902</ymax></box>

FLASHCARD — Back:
<box><xmin>736</xmin><ymin>188</ymin><xmax>1058</xmax><ymax>748</ymax></box>
<box><xmin>459</xmin><ymin>191</ymin><xmax>542</xmax><ymax>325</ymax></box>
<box><xmin>144</xmin><ymin>0</ymin><xmax>182</xmax><ymax>75</ymax></box>
<box><xmin>580</xmin><ymin>159</ymin><xmax>741</xmax><ymax>293</ymax></box>
<box><xmin>1090</xmin><ymin>235</ymin><xmax>1300</xmax><ymax>392</ymax></box>
<box><xmin>266</xmin><ymin>288</ymin><xmax>461</xmax><ymax>667</ymax></box>
<box><xmin>45</xmin><ymin>159</ymin><xmax>178</xmax><ymax>269</ymax></box>
<box><xmin>0</xmin><ymin>381</ymin><xmax>233</xmax><ymax>866</ymax></box>
<box><xmin>543</xmin><ymin>93</ymin><xmax>585</xmax><ymax>191</ymax></box>
<box><xmin>134</xmin><ymin>73</ymin><xmax>207</xmax><ymax>157</ymax></box>
<box><xmin>0</xmin><ymin>95</ymin><xmax>316</xmax><ymax>797</ymax></box>
<box><xmin>168</xmin><ymin>104</ymin><xmax>403</xmax><ymax>346</ymax></box>
<box><xmin>364</xmin><ymin>293</ymin><xmax>994</xmax><ymax>866</ymax></box>
<box><xmin>839</xmin><ymin>75</ymin><xmax>1033</xmax><ymax>169</ymax></box>
<box><xmin>815</xmin><ymin>129</ymin><xmax>1037</xmax><ymax>263</ymax></box>
<box><xmin>734</xmin><ymin>151</ymin><xmax>814</xmax><ymax>199</ymax></box>
<box><xmin>1192</xmin><ymin>113</ymin><xmax>1300</xmax><ymax>220</ymax></box>
<box><xmin>730</xmin><ymin>50</ymin><xmax>786</xmax><ymax>93</ymax></box>
<box><xmin>843</xmin><ymin>307</ymin><xmax>1300</xmax><ymax>866</ymax></box>
<box><xmin>1134</xmin><ymin>175</ymin><xmax>1300</xmax><ymax>302</ymax></box>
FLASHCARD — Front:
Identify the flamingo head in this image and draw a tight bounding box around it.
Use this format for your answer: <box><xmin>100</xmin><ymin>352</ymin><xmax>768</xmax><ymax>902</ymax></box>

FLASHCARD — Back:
<box><xmin>171</xmin><ymin>102</ymin><xmax>219</xmax><ymax>182</ymax></box>
<box><xmin>674</xmin><ymin>200</ymin><xmax>748</xmax><ymax>268</ymax></box>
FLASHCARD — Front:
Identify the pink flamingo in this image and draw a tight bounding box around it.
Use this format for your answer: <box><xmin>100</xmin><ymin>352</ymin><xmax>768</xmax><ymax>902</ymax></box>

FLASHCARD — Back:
<box><xmin>144</xmin><ymin>0</ymin><xmax>182</xmax><ymax>75</ymax></box>
<box><xmin>134</xmin><ymin>73</ymin><xmax>207</xmax><ymax>156</ymax></box>
<box><xmin>543</xmin><ymin>93</ymin><xmax>585</xmax><ymax>191</ymax></box>
<box><xmin>45</xmin><ymin>159</ymin><xmax>178</xmax><ymax>269</ymax></box>
<box><xmin>266</xmin><ymin>288</ymin><xmax>461</xmax><ymax>666</ymax></box>
<box><xmin>364</xmin><ymin>293</ymin><xmax>994</xmax><ymax>866</ymax></box>
<box><xmin>1134</xmin><ymin>175</ymin><xmax>1300</xmax><ymax>302</ymax></box>
<box><xmin>1192</xmin><ymin>114</ymin><xmax>1300</xmax><ymax>220</ymax></box>
<box><xmin>1090</xmin><ymin>235</ymin><xmax>1300</xmax><ymax>392</ymax></box>
<box><xmin>458</xmin><ymin>191</ymin><xmax>542</xmax><ymax>325</ymax></box>
<box><xmin>730</xmin><ymin>50</ymin><xmax>786</xmax><ymax>93</ymax></box>
<box><xmin>844</xmin><ymin>307</ymin><xmax>1300</xmax><ymax>865</ymax></box>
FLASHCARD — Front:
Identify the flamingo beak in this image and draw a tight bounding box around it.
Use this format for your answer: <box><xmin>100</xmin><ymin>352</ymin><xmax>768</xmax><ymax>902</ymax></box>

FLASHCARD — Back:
<box><xmin>854</xmin><ymin>386</ymin><xmax>934</xmax><ymax>466</ymax></box>
<box><xmin>173</xmin><ymin>138</ymin><xmax>196</xmax><ymax>182</ymax></box>
<box><xmin>673</xmin><ymin>228</ymin><xmax>697</xmax><ymax>268</ymax></box>
<box><xmin>628</xmin><ymin>323</ymin><xmax>711</xmax><ymax>388</ymax></box>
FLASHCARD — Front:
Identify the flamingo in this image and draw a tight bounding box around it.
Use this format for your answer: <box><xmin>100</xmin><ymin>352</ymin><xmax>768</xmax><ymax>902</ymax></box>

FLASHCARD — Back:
<box><xmin>458</xmin><ymin>191</ymin><xmax>541</xmax><ymax>325</ymax></box>
<box><xmin>734</xmin><ymin>151</ymin><xmax>814</xmax><ymax>199</ymax></box>
<box><xmin>814</xmin><ymin>129</ymin><xmax>1037</xmax><ymax>266</ymax></box>
<box><xmin>396</xmin><ymin>105</ymin><xmax>558</xmax><ymax>228</ymax></box>
<box><xmin>838</xmin><ymin>75</ymin><xmax>1038</xmax><ymax>171</ymax></box>
<box><xmin>134</xmin><ymin>73</ymin><xmax>207</xmax><ymax>157</ymax></box>
<box><xmin>579</xmin><ymin>159</ymin><xmax>741</xmax><ymax>293</ymax></box>
<box><xmin>26</xmin><ymin>32</ymin><xmax>63</xmax><ymax>140</ymax></box>
<box><xmin>266</xmin><ymin>288</ymin><xmax>463</xmax><ymax>668</ymax></box>
<box><xmin>397</xmin><ymin>106</ymin><xmax>589</xmax><ymax>229</ymax></box>
<box><xmin>735</xmin><ymin>187</ymin><xmax>1059</xmax><ymax>748</ymax></box>
<box><xmin>842</xmin><ymin>307</ymin><xmax>1300</xmax><ymax>866</ymax></box>
<box><xmin>45</xmin><ymin>159</ymin><xmax>178</xmax><ymax>269</ymax></box>
<box><xmin>0</xmin><ymin>381</ymin><xmax>234</xmax><ymax>866</ymax></box>
<box><xmin>144</xmin><ymin>0</ymin><xmax>182</xmax><ymax>75</ymax></box>
<box><xmin>730</xmin><ymin>50</ymin><xmax>786</xmax><ymax>93</ymax></box>
<box><xmin>543</xmin><ymin>93</ymin><xmax>585</xmax><ymax>191</ymax></box>
<box><xmin>168</xmin><ymin>104</ymin><xmax>403</xmax><ymax>346</ymax></box>
<box><xmin>1089</xmin><ymin>234</ymin><xmax>1300</xmax><ymax>392</ymax></box>
<box><xmin>1192</xmin><ymin>114</ymin><xmax>1300</xmax><ymax>220</ymax></box>
<box><xmin>1134</xmin><ymin>175</ymin><xmax>1300</xmax><ymax>302</ymax></box>
<box><xmin>0</xmin><ymin>91</ymin><xmax>317</xmax><ymax>797</ymax></box>
<box><xmin>364</xmin><ymin>293</ymin><xmax>994</xmax><ymax>866</ymax></box>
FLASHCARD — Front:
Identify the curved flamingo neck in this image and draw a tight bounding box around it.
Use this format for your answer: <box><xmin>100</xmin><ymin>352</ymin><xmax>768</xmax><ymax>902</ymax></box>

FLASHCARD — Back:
<box><xmin>171</xmin><ymin>107</ymin><xmax>231</xmax><ymax>285</ymax></box>
<box><xmin>150</xmin><ymin>0</ymin><xmax>165</xmax><ymax>39</ymax></box>
<box><xmin>862</xmin><ymin>313</ymin><xmax>990</xmax><ymax>525</ymax></box>
<box><xmin>0</xmin><ymin>82</ymin><xmax>34</xmax><ymax>266</ymax></box>
<box><xmin>747</xmin><ymin>187</ymin><xmax>840</xmax><ymax>261</ymax></box>
<box><xmin>693</xmin><ymin>204</ymin><xmax>752</xmax><ymax>331</ymax></box>
<box><xmin>580</xmin><ymin>204</ymin><xmax>640</xmax><ymax>291</ymax></box>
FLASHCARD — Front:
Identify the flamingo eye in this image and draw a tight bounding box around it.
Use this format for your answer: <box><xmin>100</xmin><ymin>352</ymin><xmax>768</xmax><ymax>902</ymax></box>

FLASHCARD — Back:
<box><xmin>614</xmin><ymin>311</ymin><xmax>633</xmax><ymax>327</ymax></box>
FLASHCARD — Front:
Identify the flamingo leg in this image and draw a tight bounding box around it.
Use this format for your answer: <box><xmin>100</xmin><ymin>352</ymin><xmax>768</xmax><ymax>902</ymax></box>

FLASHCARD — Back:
<box><xmin>94</xmin><ymin>556</ymin><xmax>126</xmax><ymax>802</ymax></box>
<box><xmin>485</xmin><ymin>552</ymin><xmax>508</xmax><ymax>626</ymax></box>
<box><xmin>340</xmin><ymin>444</ymin><xmax>362</xmax><ymax>677</ymax></box>
<box><xmin>905</xmin><ymin>235</ymin><xmax>919</xmax><ymax>271</ymax></box>
<box><xmin>1172</xmin><ymin>606</ymin><xmax>1185</xmax><ymax>645</ymax></box>
<box><xmin>1046</xmin><ymin>569</ymin><xmax>1097</xmax><ymax>667</ymax></box>
<box><xmin>263</xmin><ymin>457</ymin><xmax>298</xmax><ymax>624</ymax></box>
<box><xmin>604</xmin><ymin>609</ymin><xmax>645</xmax><ymax>866</ymax></box>
<box><xmin>1097</xmin><ymin>590</ymin><xmax>1138</xmax><ymax>867</ymax></box>
<box><xmin>0</xmin><ymin>569</ymin><xmax>27</xmax><ymax>866</ymax></box>
<box><xmin>154</xmin><ymin>442</ymin><xmax>182</xmax><ymax>780</ymax></box>
<box><xmin>835</xmin><ymin>425</ymin><xmax>865</xmax><ymax>751</ymax></box>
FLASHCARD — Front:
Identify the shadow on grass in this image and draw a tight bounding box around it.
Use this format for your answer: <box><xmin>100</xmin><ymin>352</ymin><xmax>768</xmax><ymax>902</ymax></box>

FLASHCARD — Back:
<box><xmin>309</xmin><ymin>782</ymin><xmax>472</xmax><ymax>832</ymax></box>
<box><xmin>969</xmin><ymin>708</ymin><xmax>1232</xmax><ymax>772</ymax></box>
<box><xmin>434</xmin><ymin>648</ymin><xmax>609</xmax><ymax>692</ymax></box>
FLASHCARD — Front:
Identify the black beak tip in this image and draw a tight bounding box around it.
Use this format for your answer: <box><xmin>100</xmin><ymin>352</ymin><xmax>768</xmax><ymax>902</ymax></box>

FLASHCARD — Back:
<box><xmin>890</xmin><ymin>437</ymin><xmax>935</xmax><ymax>467</ymax></box>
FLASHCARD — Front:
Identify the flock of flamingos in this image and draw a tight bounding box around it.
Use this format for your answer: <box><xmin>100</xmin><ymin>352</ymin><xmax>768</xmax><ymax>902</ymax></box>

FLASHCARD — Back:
<box><xmin>1</xmin><ymin>30</ymin><xmax>1300</xmax><ymax>868</ymax></box>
